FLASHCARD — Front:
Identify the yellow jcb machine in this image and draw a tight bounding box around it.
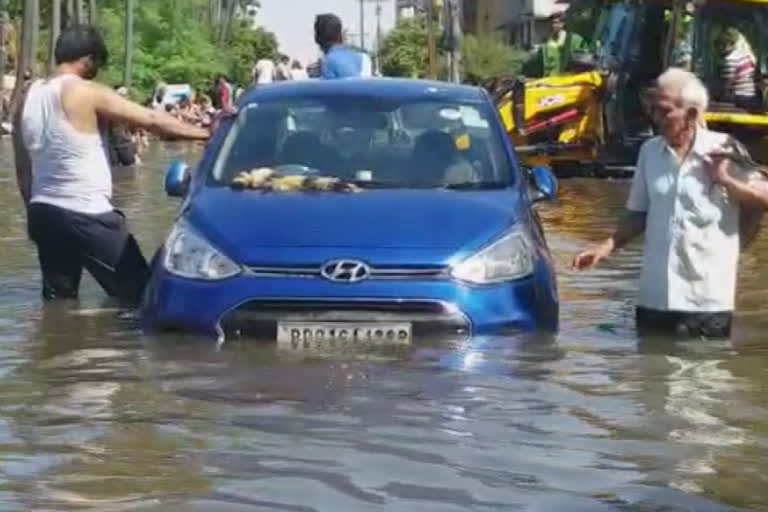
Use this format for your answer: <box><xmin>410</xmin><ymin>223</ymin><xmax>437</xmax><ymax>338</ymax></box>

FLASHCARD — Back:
<box><xmin>493</xmin><ymin>0</ymin><xmax>768</xmax><ymax>174</ymax></box>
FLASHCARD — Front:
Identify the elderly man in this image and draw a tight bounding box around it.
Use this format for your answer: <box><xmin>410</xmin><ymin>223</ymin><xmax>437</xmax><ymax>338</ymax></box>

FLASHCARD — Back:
<box><xmin>573</xmin><ymin>68</ymin><xmax>768</xmax><ymax>338</ymax></box>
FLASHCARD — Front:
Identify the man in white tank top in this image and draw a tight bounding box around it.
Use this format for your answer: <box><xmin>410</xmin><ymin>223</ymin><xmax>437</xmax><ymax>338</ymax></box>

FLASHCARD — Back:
<box><xmin>12</xmin><ymin>26</ymin><xmax>209</xmax><ymax>303</ymax></box>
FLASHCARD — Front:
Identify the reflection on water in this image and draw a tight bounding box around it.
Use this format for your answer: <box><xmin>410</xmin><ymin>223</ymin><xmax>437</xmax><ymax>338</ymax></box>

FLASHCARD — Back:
<box><xmin>0</xmin><ymin>140</ymin><xmax>765</xmax><ymax>510</ymax></box>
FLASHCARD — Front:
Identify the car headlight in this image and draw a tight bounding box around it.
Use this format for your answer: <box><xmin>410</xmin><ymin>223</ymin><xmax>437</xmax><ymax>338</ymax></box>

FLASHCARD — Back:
<box><xmin>163</xmin><ymin>219</ymin><xmax>241</xmax><ymax>280</ymax></box>
<box><xmin>451</xmin><ymin>229</ymin><xmax>534</xmax><ymax>284</ymax></box>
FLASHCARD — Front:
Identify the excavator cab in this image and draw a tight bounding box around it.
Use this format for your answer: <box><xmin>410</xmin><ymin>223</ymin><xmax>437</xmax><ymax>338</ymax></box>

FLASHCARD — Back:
<box><xmin>493</xmin><ymin>0</ymin><xmax>768</xmax><ymax>174</ymax></box>
<box><xmin>670</xmin><ymin>0</ymin><xmax>768</xmax><ymax>161</ymax></box>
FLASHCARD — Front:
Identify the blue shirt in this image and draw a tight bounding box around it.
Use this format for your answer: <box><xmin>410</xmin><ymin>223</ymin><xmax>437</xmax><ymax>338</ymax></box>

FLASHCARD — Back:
<box><xmin>321</xmin><ymin>45</ymin><xmax>363</xmax><ymax>79</ymax></box>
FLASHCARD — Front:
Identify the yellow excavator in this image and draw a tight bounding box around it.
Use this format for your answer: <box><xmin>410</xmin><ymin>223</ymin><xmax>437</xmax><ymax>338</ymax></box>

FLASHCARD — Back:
<box><xmin>493</xmin><ymin>0</ymin><xmax>768</xmax><ymax>174</ymax></box>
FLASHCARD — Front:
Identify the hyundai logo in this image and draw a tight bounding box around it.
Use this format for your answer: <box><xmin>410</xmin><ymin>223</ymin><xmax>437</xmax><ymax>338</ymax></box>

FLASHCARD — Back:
<box><xmin>321</xmin><ymin>260</ymin><xmax>371</xmax><ymax>283</ymax></box>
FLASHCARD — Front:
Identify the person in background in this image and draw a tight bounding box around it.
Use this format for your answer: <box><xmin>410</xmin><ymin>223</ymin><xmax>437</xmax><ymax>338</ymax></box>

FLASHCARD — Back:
<box><xmin>196</xmin><ymin>94</ymin><xmax>215</xmax><ymax>127</ymax></box>
<box><xmin>572</xmin><ymin>68</ymin><xmax>768</xmax><ymax>339</ymax></box>
<box><xmin>212</xmin><ymin>74</ymin><xmax>232</xmax><ymax>111</ymax></box>
<box><xmin>253</xmin><ymin>57</ymin><xmax>275</xmax><ymax>86</ymax></box>
<box><xmin>276</xmin><ymin>54</ymin><xmax>291</xmax><ymax>81</ymax></box>
<box><xmin>105</xmin><ymin>86</ymin><xmax>140</xmax><ymax>167</ymax></box>
<box><xmin>176</xmin><ymin>95</ymin><xmax>201</xmax><ymax>125</ymax></box>
<box><xmin>290</xmin><ymin>60</ymin><xmax>308</xmax><ymax>81</ymax></box>
<box><xmin>715</xmin><ymin>27</ymin><xmax>759</xmax><ymax>109</ymax></box>
<box><xmin>13</xmin><ymin>26</ymin><xmax>209</xmax><ymax>303</ymax></box>
<box><xmin>314</xmin><ymin>13</ymin><xmax>368</xmax><ymax>79</ymax></box>
<box><xmin>151</xmin><ymin>82</ymin><xmax>167</xmax><ymax>110</ymax></box>
<box><xmin>164</xmin><ymin>102</ymin><xmax>179</xmax><ymax>119</ymax></box>
<box><xmin>360</xmin><ymin>50</ymin><xmax>373</xmax><ymax>77</ymax></box>
<box><xmin>538</xmin><ymin>12</ymin><xmax>588</xmax><ymax>77</ymax></box>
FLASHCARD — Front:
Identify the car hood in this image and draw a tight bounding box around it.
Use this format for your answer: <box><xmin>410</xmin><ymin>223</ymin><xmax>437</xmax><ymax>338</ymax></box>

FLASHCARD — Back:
<box><xmin>185</xmin><ymin>187</ymin><xmax>521</xmax><ymax>263</ymax></box>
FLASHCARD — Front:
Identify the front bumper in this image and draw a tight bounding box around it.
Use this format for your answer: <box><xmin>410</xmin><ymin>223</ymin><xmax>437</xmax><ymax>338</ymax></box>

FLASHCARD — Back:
<box><xmin>141</xmin><ymin>260</ymin><xmax>558</xmax><ymax>339</ymax></box>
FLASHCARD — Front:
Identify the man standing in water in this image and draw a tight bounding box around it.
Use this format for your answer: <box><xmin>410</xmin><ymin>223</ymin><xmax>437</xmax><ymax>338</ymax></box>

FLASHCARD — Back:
<box><xmin>13</xmin><ymin>26</ymin><xmax>209</xmax><ymax>303</ymax></box>
<box><xmin>314</xmin><ymin>13</ymin><xmax>369</xmax><ymax>79</ymax></box>
<box><xmin>573</xmin><ymin>68</ymin><xmax>768</xmax><ymax>338</ymax></box>
<box><xmin>539</xmin><ymin>12</ymin><xmax>587</xmax><ymax>77</ymax></box>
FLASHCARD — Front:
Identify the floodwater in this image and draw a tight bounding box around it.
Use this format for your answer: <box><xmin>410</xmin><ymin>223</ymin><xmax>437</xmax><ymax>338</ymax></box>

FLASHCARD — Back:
<box><xmin>0</xmin><ymin>140</ymin><xmax>766</xmax><ymax>511</ymax></box>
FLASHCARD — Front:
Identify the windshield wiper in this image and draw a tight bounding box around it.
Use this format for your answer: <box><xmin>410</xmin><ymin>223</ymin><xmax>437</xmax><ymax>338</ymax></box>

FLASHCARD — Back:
<box><xmin>442</xmin><ymin>181</ymin><xmax>507</xmax><ymax>190</ymax></box>
<box><xmin>352</xmin><ymin>180</ymin><xmax>402</xmax><ymax>188</ymax></box>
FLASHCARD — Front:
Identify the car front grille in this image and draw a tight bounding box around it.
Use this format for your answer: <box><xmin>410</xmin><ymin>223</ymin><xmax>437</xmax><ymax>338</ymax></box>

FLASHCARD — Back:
<box><xmin>218</xmin><ymin>299</ymin><xmax>471</xmax><ymax>341</ymax></box>
<box><xmin>245</xmin><ymin>265</ymin><xmax>448</xmax><ymax>280</ymax></box>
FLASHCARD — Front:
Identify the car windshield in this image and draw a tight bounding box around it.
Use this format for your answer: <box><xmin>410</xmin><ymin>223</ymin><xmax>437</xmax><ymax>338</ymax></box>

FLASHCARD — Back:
<box><xmin>210</xmin><ymin>96</ymin><xmax>512</xmax><ymax>189</ymax></box>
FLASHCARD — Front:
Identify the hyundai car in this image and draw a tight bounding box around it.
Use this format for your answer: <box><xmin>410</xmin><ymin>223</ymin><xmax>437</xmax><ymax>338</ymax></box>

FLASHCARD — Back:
<box><xmin>141</xmin><ymin>79</ymin><xmax>559</xmax><ymax>347</ymax></box>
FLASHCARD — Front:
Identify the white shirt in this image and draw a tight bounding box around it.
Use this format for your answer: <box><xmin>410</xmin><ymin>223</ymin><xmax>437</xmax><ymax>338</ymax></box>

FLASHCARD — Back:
<box><xmin>290</xmin><ymin>68</ymin><xmax>308</xmax><ymax>81</ymax></box>
<box><xmin>627</xmin><ymin>128</ymin><xmax>757</xmax><ymax>312</ymax></box>
<box><xmin>253</xmin><ymin>59</ymin><xmax>275</xmax><ymax>84</ymax></box>
<box><xmin>22</xmin><ymin>75</ymin><xmax>113</xmax><ymax>215</ymax></box>
<box><xmin>360</xmin><ymin>53</ymin><xmax>372</xmax><ymax>77</ymax></box>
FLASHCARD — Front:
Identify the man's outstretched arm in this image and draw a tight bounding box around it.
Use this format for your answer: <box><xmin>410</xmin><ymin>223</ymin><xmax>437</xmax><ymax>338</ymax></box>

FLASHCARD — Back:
<box><xmin>87</xmin><ymin>81</ymin><xmax>210</xmax><ymax>140</ymax></box>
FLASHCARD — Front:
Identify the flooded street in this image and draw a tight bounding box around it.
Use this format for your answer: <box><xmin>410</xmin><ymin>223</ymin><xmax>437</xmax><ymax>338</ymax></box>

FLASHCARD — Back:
<box><xmin>1</xmin><ymin>140</ymin><xmax>767</xmax><ymax>511</ymax></box>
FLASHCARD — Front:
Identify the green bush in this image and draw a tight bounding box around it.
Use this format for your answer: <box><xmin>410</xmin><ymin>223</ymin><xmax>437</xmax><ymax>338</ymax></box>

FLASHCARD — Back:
<box><xmin>379</xmin><ymin>17</ymin><xmax>430</xmax><ymax>79</ymax></box>
<box><xmin>461</xmin><ymin>35</ymin><xmax>527</xmax><ymax>85</ymax></box>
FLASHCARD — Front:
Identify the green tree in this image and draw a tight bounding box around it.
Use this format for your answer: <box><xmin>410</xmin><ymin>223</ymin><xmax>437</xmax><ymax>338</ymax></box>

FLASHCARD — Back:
<box><xmin>93</xmin><ymin>0</ymin><xmax>277</xmax><ymax>100</ymax></box>
<box><xmin>226</xmin><ymin>21</ymin><xmax>277</xmax><ymax>86</ymax></box>
<box><xmin>379</xmin><ymin>17</ymin><xmax>430</xmax><ymax>79</ymax></box>
<box><xmin>4</xmin><ymin>0</ymin><xmax>278</xmax><ymax>106</ymax></box>
<box><xmin>460</xmin><ymin>35</ymin><xmax>527</xmax><ymax>85</ymax></box>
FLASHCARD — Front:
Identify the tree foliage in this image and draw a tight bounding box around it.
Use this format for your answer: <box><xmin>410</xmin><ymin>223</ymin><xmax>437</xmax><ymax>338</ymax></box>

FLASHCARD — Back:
<box><xmin>380</xmin><ymin>16</ymin><xmax>527</xmax><ymax>85</ymax></box>
<box><xmin>6</xmin><ymin>0</ymin><xmax>278</xmax><ymax>101</ymax></box>
<box><xmin>460</xmin><ymin>35</ymin><xmax>527</xmax><ymax>85</ymax></box>
<box><xmin>378</xmin><ymin>17</ymin><xmax>430</xmax><ymax>79</ymax></box>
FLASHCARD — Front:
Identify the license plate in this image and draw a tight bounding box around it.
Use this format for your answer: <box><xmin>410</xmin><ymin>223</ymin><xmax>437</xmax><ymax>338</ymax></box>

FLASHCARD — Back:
<box><xmin>277</xmin><ymin>322</ymin><xmax>412</xmax><ymax>349</ymax></box>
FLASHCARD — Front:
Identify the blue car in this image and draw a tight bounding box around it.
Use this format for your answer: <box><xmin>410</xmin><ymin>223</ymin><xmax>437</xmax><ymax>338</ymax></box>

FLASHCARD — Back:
<box><xmin>141</xmin><ymin>79</ymin><xmax>559</xmax><ymax>346</ymax></box>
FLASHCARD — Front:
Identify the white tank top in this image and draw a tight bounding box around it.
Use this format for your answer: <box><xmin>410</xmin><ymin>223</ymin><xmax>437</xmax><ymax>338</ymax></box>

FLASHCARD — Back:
<box><xmin>22</xmin><ymin>74</ymin><xmax>113</xmax><ymax>214</ymax></box>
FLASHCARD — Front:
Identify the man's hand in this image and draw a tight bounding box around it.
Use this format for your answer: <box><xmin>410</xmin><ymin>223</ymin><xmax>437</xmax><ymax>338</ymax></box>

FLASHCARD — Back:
<box><xmin>708</xmin><ymin>154</ymin><xmax>733</xmax><ymax>186</ymax></box>
<box><xmin>572</xmin><ymin>240</ymin><xmax>614</xmax><ymax>270</ymax></box>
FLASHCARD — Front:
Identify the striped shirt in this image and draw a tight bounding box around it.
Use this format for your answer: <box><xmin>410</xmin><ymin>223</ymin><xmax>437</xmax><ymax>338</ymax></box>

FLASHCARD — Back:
<box><xmin>722</xmin><ymin>39</ymin><xmax>757</xmax><ymax>98</ymax></box>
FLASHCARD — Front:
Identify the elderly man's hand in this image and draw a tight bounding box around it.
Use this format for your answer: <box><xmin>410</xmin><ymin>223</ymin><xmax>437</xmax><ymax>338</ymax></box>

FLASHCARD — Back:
<box><xmin>572</xmin><ymin>240</ymin><xmax>614</xmax><ymax>270</ymax></box>
<box><xmin>707</xmin><ymin>153</ymin><xmax>734</xmax><ymax>186</ymax></box>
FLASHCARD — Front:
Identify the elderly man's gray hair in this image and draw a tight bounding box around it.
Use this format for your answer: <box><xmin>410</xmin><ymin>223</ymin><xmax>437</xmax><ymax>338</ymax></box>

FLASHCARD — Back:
<box><xmin>656</xmin><ymin>67</ymin><xmax>710</xmax><ymax>114</ymax></box>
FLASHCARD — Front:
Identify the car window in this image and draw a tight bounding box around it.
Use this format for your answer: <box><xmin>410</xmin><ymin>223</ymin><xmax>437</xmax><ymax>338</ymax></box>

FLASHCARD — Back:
<box><xmin>210</xmin><ymin>96</ymin><xmax>513</xmax><ymax>189</ymax></box>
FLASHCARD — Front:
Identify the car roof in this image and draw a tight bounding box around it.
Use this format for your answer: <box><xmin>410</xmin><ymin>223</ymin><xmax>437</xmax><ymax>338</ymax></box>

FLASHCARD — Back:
<box><xmin>238</xmin><ymin>78</ymin><xmax>487</xmax><ymax>105</ymax></box>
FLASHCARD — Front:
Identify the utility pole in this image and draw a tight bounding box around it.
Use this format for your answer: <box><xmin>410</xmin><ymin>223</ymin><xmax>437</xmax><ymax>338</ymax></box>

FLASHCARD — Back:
<box><xmin>49</xmin><ymin>0</ymin><xmax>61</xmax><ymax>74</ymax></box>
<box><xmin>123</xmin><ymin>0</ymin><xmax>133</xmax><ymax>89</ymax></box>
<box><xmin>375</xmin><ymin>0</ymin><xmax>382</xmax><ymax>52</ymax></box>
<box><xmin>426</xmin><ymin>0</ymin><xmax>436</xmax><ymax>79</ymax></box>
<box><xmin>0</xmin><ymin>1</ymin><xmax>8</xmax><ymax>101</ymax></box>
<box><xmin>444</xmin><ymin>0</ymin><xmax>462</xmax><ymax>83</ymax></box>
<box><xmin>75</xmin><ymin>0</ymin><xmax>84</xmax><ymax>25</ymax></box>
<box><xmin>358</xmin><ymin>0</ymin><xmax>365</xmax><ymax>50</ymax></box>
<box><xmin>65</xmin><ymin>0</ymin><xmax>73</xmax><ymax>27</ymax></box>
<box><xmin>88</xmin><ymin>0</ymin><xmax>97</xmax><ymax>25</ymax></box>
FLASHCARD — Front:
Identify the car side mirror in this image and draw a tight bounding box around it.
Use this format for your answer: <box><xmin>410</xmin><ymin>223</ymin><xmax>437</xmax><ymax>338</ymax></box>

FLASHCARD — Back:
<box><xmin>165</xmin><ymin>160</ymin><xmax>190</xmax><ymax>197</ymax></box>
<box><xmin>529</xmin><ymin>165</ymin><xmax>558</xmax><ymax>202</ymax></box>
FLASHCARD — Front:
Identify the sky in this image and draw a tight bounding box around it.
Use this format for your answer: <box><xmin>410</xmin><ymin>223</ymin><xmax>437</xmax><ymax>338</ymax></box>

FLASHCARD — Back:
<box><xmin>258</xmin><ymin>0</ymin><xmax>397</xmax><ymax>64</ymax></box>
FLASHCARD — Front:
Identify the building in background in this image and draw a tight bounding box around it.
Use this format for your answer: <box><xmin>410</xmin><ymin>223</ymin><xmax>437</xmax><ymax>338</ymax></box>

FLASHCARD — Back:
<box><xmin>463</xmin><ymin>0</ymin><xmax>568</xmax><ymax>49</ymax></box>
<box><xmin>395</xmin><ymin>0</ymin><xmax>422</xmax><ymax>20</ymax></box>
<box><xmin>238</xmin><ymin>0</ymin><xmax>262</xmax><ymax>30</ymax></box>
